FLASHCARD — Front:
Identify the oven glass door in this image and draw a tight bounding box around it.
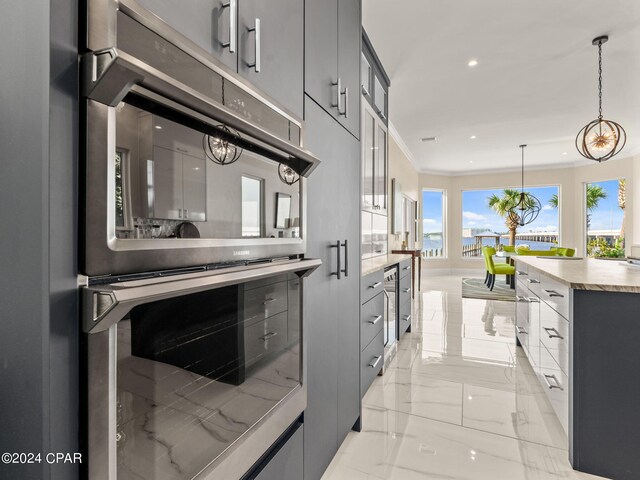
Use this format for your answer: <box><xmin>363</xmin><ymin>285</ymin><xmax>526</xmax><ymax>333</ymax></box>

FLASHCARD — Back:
<box><xmin>110</xmin><ymin>274</ymin><xmax>301</xmax><ymax>479</ymax></box>
<box><xmin>114</xmin><ymin>99</ymin><xmax>302</xmax><ymax>242</ymax></box>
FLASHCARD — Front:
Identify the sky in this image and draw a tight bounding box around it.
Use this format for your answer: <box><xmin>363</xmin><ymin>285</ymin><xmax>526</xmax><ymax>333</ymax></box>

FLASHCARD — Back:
<box><xmin>587</xmin><ymin>179</ymin><xmax>624</xmax><ymax>233</ymax></box>
<box><xmin>422</xmin><ymin>190</ymin><xmax>443</xmax><ymax>235</ymax></box>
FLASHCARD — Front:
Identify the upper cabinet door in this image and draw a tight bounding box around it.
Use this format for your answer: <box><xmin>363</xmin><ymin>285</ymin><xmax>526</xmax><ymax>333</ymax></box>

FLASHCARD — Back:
<box><xmin>337</xmin><ymin>0</ymin><xmax>361</xmax><ymax>138</ymax></box>
<box><xmin>374</xmin><ymin>123</ymin><xmax>387</xmax><ymax>214</ymax></box>
<box><xmin>238</xmin><ymin>0</ymin><xmax>304</xmax><ymax>118</ymax></box>
<box><xmin>362</xmin><ymin>108</ymin><xmax>375</xmax><ymax>211</ymax></box>
<box><xmin>305</xmin><ymin>0</ymin><xmax>339</xmax><ymax>118</ymax></box>
<box><xmin>135</xmin><ymin>0</ymin><xmax>238</xmax><ymax>71</ymax></box>
<box><xmin>151</xmin><ymin>146</ymin><xmax>183</xmax><ymax>220</ymax></box>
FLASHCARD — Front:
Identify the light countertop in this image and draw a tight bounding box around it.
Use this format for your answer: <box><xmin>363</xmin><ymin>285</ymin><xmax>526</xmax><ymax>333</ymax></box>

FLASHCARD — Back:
<box><xmin>515</xmin><ymin>256</ymin><xmax>640</xmax><ymax>293</ymax></box>
<box><xmin>362</xmin><ymin>253</ymin><xmax>413</xmax><ymax>277</ymax></box>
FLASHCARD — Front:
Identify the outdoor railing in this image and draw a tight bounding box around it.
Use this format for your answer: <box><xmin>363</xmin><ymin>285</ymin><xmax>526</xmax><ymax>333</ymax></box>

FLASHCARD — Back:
<box><xmin>462</xmin><ymin>244</ymin><xmax>483</xmax><ymax>257</ymax></box>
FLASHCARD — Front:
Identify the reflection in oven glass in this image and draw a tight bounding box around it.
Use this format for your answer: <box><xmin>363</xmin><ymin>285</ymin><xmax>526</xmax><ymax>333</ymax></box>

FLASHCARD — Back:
<box><xmin>115</xmin><ymin>275</ymin><xmax>301</xmax><ymax>479</ymax></box>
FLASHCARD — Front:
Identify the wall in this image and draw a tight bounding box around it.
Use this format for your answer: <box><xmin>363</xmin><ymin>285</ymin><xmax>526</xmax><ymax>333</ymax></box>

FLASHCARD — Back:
<box><xmin>387</xmin><ymin>135</ymin><xmax>421</xmax><ymax>251</ymax></box>
<box><xmin>420</xmin><ymin>155</ymin><xmax>638</xmax><ymax>271</ymax></box>
<box><xmin>0</xmin><ymin>0</ymin><xmax>79</xmax><ymax>479</ymax></box>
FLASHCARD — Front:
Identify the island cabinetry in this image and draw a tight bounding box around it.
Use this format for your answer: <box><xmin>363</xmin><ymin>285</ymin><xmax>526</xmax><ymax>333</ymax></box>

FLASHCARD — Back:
<box><xmin>515</xmin><ymin>256</ymin><xmax>640</xmax><ymax>480</ymax></box>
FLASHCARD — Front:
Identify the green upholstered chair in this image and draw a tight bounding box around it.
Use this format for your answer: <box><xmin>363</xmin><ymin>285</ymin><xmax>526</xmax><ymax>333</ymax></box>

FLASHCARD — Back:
<box><xmin>502</xmin><ymin>245</ymin><xmax>516</xmax><ymax>253</ymax></box>
<box><xmin>556</xmin><ymin>247</ymin><xmax>576</xmax><ymax>257</ymax></box>
<box><xmin>515</xmin><ymin>248</ymin><xmax>557</xmax><ymax>256</ymax></box>
<box><xmin>482</xmin><ymin>246</ymin><xmax>516</xmax><ymax>290</ymax></box>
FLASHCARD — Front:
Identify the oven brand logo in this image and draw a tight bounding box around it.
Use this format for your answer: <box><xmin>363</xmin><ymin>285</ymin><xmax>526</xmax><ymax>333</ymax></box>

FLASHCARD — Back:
<box><xmin>233</xmin><ymin>250</ymin><xmax>251</xmax><ymax>256</ymax></box>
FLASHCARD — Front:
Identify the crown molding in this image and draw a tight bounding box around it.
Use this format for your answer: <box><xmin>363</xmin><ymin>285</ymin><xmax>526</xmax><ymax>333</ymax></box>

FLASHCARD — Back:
<box><xmin>387</xmin><ymin>120</ymin><xmax>422</xmax><ymax>173</ymax></box>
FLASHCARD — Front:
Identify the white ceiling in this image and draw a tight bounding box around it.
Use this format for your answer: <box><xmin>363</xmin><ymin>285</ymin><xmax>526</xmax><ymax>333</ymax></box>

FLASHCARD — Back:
<box><xmin>363</xmin><ymin>0</ymin><xmax>640</xmax><ymax>174</ymax></box>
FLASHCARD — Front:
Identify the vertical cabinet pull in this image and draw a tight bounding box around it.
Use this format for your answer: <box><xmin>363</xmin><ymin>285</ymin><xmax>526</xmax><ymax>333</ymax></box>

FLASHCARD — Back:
<box><xmin>247</xmin><ymin>19</ymin><xmax>261</xmax><ymax>72</ymax></box>
<box><xmin>340</xmin><ymin>87</ymin><xmax>349</xmax><ymax>117</ymax></box>
<box><xmin>369</xmin><ymin>355</ymin><xmax>382</xmax><ymax>369</ymax></box>
<box><xmin>221</xmin><ymin>0</ymin><xmax>236</xmax><ymax>53</ymax></box>
<box><xmin>330</xmin><ymin>240</ymin><xmax>341</xmax><ymax>280</ymax></box>
<box><xmin>331</xmin><ymin>77</ymin><xmax>342</xmax><ymax>112</ymax></box>
<box><xmin>341</xmin><ymin>240</ymin><xmax>349</xmax><ymax>277</ymax></box>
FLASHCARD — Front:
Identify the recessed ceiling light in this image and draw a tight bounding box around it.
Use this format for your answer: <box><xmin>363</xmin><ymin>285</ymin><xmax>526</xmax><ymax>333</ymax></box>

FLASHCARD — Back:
<box><xmin>154</xmin><ymin>125</ymin><xmax>163</xmax><ymax>130</ymax></box>
<box><xmin>469</xmin><ymin>160</ymin><xmax>474</xmax><ymax>164</ymax></box>
<box><xmin>468</xmin><ymin>59</ymin><xmax>478</xmax><ymax>67</ymax></box>
<box><xmin>470</xmin><ymin>135</ymin><xmax>477</xmax><ymax>140</ymax></box>
<box><xmin>562</xmin><ymin>152</ymin><xmax>568</xmax><ymax>155</ymax></box>
<box><xmin>421</xmin><ymin>136</ymin><xmax>437</xmax><ymax>142</ymax></box>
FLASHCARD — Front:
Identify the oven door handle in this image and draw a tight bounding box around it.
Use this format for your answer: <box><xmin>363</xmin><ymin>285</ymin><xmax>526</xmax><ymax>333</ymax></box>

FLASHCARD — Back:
<box><xmin>82</xmin><ymin>258</ymin><xmax>322</xmax><ymax>334</ymax></box>
<box><xmin>81</xmin><ymin>48</ymin><xmax>320</xmax><ymax>175</ymax></box>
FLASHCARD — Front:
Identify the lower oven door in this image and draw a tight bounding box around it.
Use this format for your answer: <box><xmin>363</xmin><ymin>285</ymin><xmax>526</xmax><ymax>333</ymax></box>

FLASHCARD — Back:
<box><xmin>85</xmin><ymin>259</ymin><xmax>319</xmax><ymax>480</ymax></box>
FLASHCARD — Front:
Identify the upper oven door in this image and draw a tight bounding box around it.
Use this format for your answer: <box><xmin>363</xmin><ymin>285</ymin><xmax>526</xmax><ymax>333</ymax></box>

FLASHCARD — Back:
<box><xmin>82</xmin><ymin>2</ymin><xmax>319</xmax><ymax>277</ymax></box>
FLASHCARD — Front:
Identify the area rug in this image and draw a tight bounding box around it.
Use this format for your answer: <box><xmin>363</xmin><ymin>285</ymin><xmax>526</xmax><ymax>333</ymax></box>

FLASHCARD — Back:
<box><xmin>462</xmin><ymin>277</ymin><xmax>515</xmax><ymax>302</ymax></box>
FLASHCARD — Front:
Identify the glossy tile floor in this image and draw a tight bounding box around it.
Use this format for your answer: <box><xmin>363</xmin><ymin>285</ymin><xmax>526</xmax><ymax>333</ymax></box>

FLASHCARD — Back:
<box><xmin>322</xmin><ymin>273</ymin><xmax>608</xmax><ymax>480</ymax></box>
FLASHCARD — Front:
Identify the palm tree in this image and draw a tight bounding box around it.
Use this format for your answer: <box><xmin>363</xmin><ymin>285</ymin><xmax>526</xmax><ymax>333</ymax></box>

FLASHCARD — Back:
<box><xmin>618</xmin><ymin>179</ymin><xmax>626</xmax><ymax>243</ymax></box>
<box><xmin>549</xmin><ymin>184</ymin><xmax>606</xmax><ymax>230</ymax></box>
<box><xmin>487</xmin><ymin>189</ymin><xmax>537</xmax><ymax>246</ymax></box>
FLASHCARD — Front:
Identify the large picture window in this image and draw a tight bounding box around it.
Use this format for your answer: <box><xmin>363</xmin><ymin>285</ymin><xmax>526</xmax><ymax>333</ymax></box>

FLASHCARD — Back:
<box><xmin>422</xmin><ymin>189</ymin><xmax>445</xmax><ymax>257</ymax></box>
<box><xmin>461</xmin><ymin>186</ymin><xmax>560</xmax><ymax>257</ymax></box>
<box><xmin>585</xmin><ymin>179</ymin><xmax>625</xmax><ymax>258</ymax></box>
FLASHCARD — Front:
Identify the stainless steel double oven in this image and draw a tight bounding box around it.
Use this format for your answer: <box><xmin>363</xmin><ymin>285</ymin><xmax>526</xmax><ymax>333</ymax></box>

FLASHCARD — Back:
<box><xmin>82</xmin><ymin>1</ymin><xmax>320</xmax><ymax>478</ymax></box>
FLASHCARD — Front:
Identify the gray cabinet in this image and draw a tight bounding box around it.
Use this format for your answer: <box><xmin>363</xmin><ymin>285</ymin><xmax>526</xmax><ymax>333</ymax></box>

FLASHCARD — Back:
<box><xmin>305</xmin><ymin>0</ymin><xmax>361</xmax><ymax>138</ymax></box>
<box><xmin>253</xmin><ymin>423</ymin><xmax>304</xmax><ymax>480</ymax></box>
<box><xmin>135</xmin><ymin>0</ymin><xmax>304</xmax><ymax>118</ymax></box>
<box><xmin>361</xmin><ymin>102</ymin><xmax>388</xmax><ymax>218</ymax></box>
<box><xmin>303</xmin><ymin>97</ymin><xmax>361</xmax><ymax>479</ymax></box>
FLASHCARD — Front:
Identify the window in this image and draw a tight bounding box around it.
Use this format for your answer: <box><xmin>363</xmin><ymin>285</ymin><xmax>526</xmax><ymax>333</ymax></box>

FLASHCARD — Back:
<box><xmin>585</xmin><ymin>179</ymin><xmax>625</xmax><ymax>258</ymax></box>
<box><xmin>241</xmin><ymin>176</ymin><xmax>263</xmax><ymax>237</ymax></box>
<box><xmin>461</xmin><ymin>186</ymin><xmax>559</xmax><ymax>257</ymax></box>
<box><xmin>422</xmin><ymin>189</ymin><xmax>445</xmax><ymax>257</ymax></box>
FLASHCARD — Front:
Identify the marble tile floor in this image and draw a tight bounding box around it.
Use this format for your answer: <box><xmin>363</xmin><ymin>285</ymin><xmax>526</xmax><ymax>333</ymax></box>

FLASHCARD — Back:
<box><xmin>322</xmin><ymin>273</ymin><xmax>608</xmax><ymax>480</ymax></box>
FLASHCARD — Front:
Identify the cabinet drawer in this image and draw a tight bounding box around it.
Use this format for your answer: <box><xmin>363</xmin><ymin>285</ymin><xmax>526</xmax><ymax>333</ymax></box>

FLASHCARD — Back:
<box><xmin>524</xmin><ymin>269</ymin><xmax>541</xmax><ymax>296</ymax></box>
<box><xmin>361</xmin><ymin>293</ymin><xmax>384</xmax><ymax>350</ymax></box>
<box><xmin>361</xmin><ymin>269</ymin><xmax>384</xmax><ymax>304</ymax></box>
<box><xmin>244</xmin><ymin>280</ymin><xmax>288</xmax><ymax>326</ymax></box>
<box><xmin>539</xmin><ymin>302</ymin><xmax>569</xmax><ymax>375</ymax></box>
<box><xmin>361</xmin><ymin>331</ymin><xmax>384</xmax><ymax>398</ymax></box>
<box><xmin>245</xmin><ymin>312</ymin><xmax>288</xmax><ymax>367</ymax></box>
<box><xmin>540</xmin><ymin>274</ymin><xmax>570</xmax><ymax>320</ymax></box>
<box><xmin>539</xmin><ymin>344</ymin><xmax>569</xmax><ymax>435</ymax></box>
<box><xmin>399</xmin><ymin>258</ymin><xmax>412</xmax><ymax>279</ymax></box>
<box><xmin>399</xmin><ymin>299</ymin><xmax>412</xmax><ymax>336</ymax></box>
<box><xmin>399</xmin><ymin>274</ymin><xmax>412</xmax><ymax>305</ymax></box>
<box><xmin>515</xmin><ymin>295</ymin><xmax>530</xmax><ymax>352</ymax></box>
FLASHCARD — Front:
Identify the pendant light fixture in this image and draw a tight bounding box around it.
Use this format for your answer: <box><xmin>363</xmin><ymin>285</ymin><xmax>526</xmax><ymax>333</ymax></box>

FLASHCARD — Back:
<box><xmin>204</xmin><ymin>125</ymin><xmax>243</xmax><ymax>166</ymax></box>
<box><xmin>278</xmin><ymin>163</ymin><xmax>300</xmax><ymax>185</ymax></box>
<box><xmin>508</xmin><ymin>145</ymin><xmax>541</xmax><ymax>227</ymax></box>
<box><xmin>575</xmin><ymin>36</ymin><xmax>626</xmax><ymax>162</ymax></box>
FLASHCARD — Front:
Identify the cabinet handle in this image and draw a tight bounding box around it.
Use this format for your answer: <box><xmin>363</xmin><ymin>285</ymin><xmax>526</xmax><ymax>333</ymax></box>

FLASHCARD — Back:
<box><xmin>341</xmin><ymin>240</ymin><xmax>348</xmax><ymax>277</ymax></box>
<box><xmin>369</xmin><ymin>355</ymin><xmax>382</xmax><ymax>369</ymax></box>
<box><xmin>184</xmin><ymin>208</ymin><xmax>189</xmax><ymax>219</ymax></box>
<box><xmin>370</xmin><ymin>281</ymin><xmax>382</xmax><ymax>289</ymax></box>
<box><xmin>527</xmin><ymin>296</ymin><xmax>540</xmax><ymax>303</ymax></box>
<box><xmin>260</xmin><ymin>331</ymin><xmax>278</xmax><ymax>341</ymax></box>
<box><xmin>516</xmin><ymin>326</ymin><xmax>528</xmax><ymax>335</ymax></box>
<box><xmin>331</xmin><ymin>77</ymin><xmax>342</xmax><ymax>112</ymax></box>
<box><xmin>369</xmin><ymin>315</ymin><xmax>382</xmax><ymax>325</ymax></box>
<box><xmin>527</xmin><ymin>278</ymin><xmax>540</xmax><ymax>284</ymax></box>
<box><xmin>403</xmin><ymin>288</ymin><xmax>411</xmax><ymax>294</ymax></box>
<box><xmin>544</xmin><ymin>289</ymin><xmax>564</xmax><ymax>298</ymax></box>
<box><xmin>403</xmin><ymin>314</ymin><xmax>411</xmax><ymax>322</ymax></box>
<box><xmin>515</xmin><ymin>295</ymin><xmax>529</xmax><ymax>303</ymax></box>
<box><xmin>330</xmin><ymin>240</ymin><xmax>341</xmax><ymax>280</ymax></box>
<box><xmin>403</xmin><ymin>266</ymin><xmax>411</xmax><ymax>271</ymax></box>
<box><xmin>178</xmin><ymin>208</ymin><xmax>183</xmax><ymax>219</ymax></box>
<box><xmin>340</xmin><ymin>87</ymin><xmax>349</xmax><ymax>117</ymax></box>
<box><xmin>263</xmin><ymin>298</ymin><xmax>276</xmax><ymax>305</ymax></box>
<box><xmin>543</xmin><ymin>327</ymin><xmax>564</xmax><ymax>340</ymax></box>
<box><xmin>247</xmin><ymin>19</ymin><xmax>261</xmax><ymax>72</ymax></box>
<box><xmin>543</xmin><ymin>373</ymin><xmax>563</xmax><ymax>391</ymax></box>
<box><xmin>221</xmin><ymin>0</ymin><xmax>236</xmax><ymax>53</ymax></box>
<box><xmin>516</xmin><ymin>270</ymin><xmax>528</xmax><ymax>276</ymax></box>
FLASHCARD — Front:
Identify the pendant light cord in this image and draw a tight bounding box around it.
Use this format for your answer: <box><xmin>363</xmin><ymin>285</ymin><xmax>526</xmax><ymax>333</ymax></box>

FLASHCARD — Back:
<box><xmin>521</xmin><ymin>145</ymin><xmax>525</xmax><ymax>193</ymax></box>
<box><xmin>598</xmin><ymin>41</ymin><xmax>603</xmax><ymax>120</ymax></box>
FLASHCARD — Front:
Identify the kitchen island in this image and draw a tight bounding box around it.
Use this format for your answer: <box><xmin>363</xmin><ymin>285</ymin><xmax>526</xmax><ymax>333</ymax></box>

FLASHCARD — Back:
<box><xmin>514</xmin><ymin>256</ymin><xmax>640</xmax><ymax>480</ymax></box>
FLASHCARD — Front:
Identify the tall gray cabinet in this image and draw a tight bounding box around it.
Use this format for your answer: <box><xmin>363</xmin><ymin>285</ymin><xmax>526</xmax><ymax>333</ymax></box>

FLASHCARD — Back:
<box><xmin>303</xmin><ymin>95</ymin><xmax>361</xmax><ymax>479</ymax></box>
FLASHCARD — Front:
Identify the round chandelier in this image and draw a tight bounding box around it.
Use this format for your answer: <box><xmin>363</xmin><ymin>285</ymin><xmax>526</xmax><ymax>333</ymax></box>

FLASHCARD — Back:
<box><xmin>204</xmin><ymin>125</ymin><xmax>243</xmax><ymax>166</ymax></box>
<box><xmin>278</xmin><ymin>163</ymin><xmax>300</xmax><ymax>185</ymax></box>
<box><xmin>508</xmin><ymin>145</ymin><xmax>541</xmax><ymax>227</ymax></box>
<box><xmin>575</xmin><ymin>36</ymin><xmax>626</xmax><ymax>162</ymax></box>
